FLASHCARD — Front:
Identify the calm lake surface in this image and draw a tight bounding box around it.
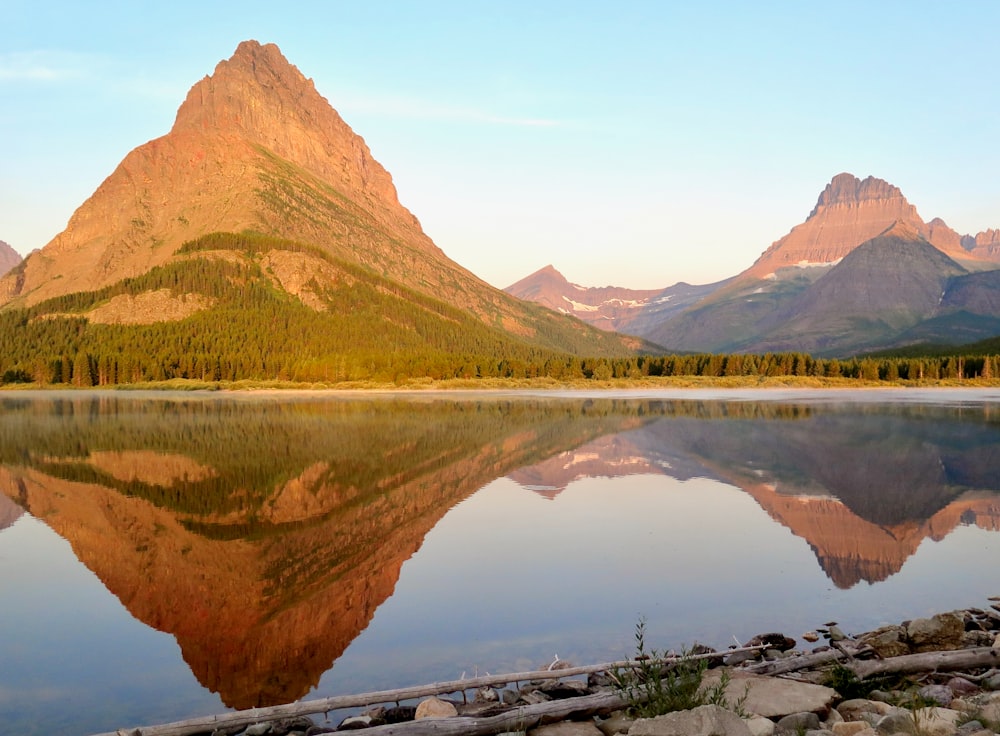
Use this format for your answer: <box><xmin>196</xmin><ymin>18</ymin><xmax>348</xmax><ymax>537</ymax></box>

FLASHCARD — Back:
<box><xmin>1</xmin><ymin>388</ymin><xmax>999</xmax><ymax>735</ymax></box>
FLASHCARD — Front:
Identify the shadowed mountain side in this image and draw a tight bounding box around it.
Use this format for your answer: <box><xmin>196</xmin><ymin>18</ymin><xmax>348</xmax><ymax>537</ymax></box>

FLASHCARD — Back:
<box><xmin>0</xmin><ymin>397</ymin><xmax>656</xmax><ymax>709</ymax></box>
<box><xmin>0</xmin><ymin>241</ymin><xmax>20</xmax><ymax>279</ymax></box>
<box><xmin>0</xmin><ymin>489</ymin><xmax>23</xmax><ymax>531</ymax></box>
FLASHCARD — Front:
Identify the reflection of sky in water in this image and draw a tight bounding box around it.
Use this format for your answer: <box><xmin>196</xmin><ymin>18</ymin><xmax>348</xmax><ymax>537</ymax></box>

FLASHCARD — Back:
<box><xmin>2</xmin><ymin>391</ymin><xmax>1000</xmax><ymax>733</ymax></box>
<box><xmin>320</xmin><ymin>471</ymin><xmax>1000</xmax><ymax>695</ymax></box>
<box><xmin>0</xmin><ymin>516</ymin><xmax>222</xmax><ymax>735</ymax></box>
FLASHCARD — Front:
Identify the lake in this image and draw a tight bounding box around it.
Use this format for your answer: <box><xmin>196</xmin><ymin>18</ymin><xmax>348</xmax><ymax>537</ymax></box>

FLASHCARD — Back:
<box><xmin>1</xmin><ymin>388</ymin><xmax>999</xmax><ymax>735</ymax></box>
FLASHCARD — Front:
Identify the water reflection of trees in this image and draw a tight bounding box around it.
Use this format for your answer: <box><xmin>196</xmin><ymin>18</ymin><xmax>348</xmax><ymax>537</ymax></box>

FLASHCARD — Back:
<box><xmin>1</xmin><ymin>395</ymin><xmax>997</xmax><ymax>706</ymax></box>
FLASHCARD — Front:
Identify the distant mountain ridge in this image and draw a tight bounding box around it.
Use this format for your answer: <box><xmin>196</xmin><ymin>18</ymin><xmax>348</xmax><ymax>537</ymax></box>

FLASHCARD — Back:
<box><xmin>0</xmin><ymin>241</ymin><xmax>19</xmax><ymax>278</ymax></box>
<box><xmin>504</xmin><ymin>265</ymin><xmax>725</xmax><ymax>335</ymax></box>
<box><xmin>510</xmin><ymin>173</ymin><xmax>1000</xmax><ymax>355</ymax></box>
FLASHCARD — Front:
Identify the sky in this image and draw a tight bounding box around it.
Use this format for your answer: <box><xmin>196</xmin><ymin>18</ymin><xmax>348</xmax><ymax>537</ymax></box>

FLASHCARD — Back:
<box><xmin>2</xmin><ymin>1</ymin><xmax>999</xmax><ymax>290</ymax></box>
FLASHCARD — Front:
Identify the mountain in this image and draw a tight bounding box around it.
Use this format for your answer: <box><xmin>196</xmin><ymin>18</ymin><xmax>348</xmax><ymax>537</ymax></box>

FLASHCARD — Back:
<box><xmin>0</xmin><ymin>41</ymin><xmax>647</xmax><ymax>384</ymax></box>
<box><xmin>0</xmin><ymin>241</ymin><xmax>20</xmax><ymax>278</ymax></box>
<box><xmin>642</xmin><ymin>175</ymin><xmax>1000</xmax><ymax>354</ymax></box>
<box><xmin>741</xmin><ymin>173</ymin><xmax>980</xmax><ymax>280</ymax></box>
<box><xmin>506</xmin><ymin>173</ymin><xmax>1000</xmax><ymax>356</ymax></box>
<box><xmin>504</xmin><ymin>265</ymin><xmax>726</xmax><ymax>335</ymax></box>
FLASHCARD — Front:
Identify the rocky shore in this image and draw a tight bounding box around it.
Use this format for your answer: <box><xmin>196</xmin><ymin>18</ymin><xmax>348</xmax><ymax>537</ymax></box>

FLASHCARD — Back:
<box><xmin>106</xmin><ymin>600</ymin><xmax>1000</xmax><ymax>736</ymax></box>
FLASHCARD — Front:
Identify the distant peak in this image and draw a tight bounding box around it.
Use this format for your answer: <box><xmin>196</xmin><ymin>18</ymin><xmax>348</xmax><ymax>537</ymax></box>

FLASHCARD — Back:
<box><xmin>538</xmin><ymin>264</ymin><xmax>566</xmax><ymax>279</ymax></box>
<box><xmin>172</xmin><ymin>40</ymin><xmax>316</xmax><ymax>135</ymax></box>
<box><xmin>809</xmin><ymin>173</ymin><xmax>906</xmax><ymax>217</ymax></box>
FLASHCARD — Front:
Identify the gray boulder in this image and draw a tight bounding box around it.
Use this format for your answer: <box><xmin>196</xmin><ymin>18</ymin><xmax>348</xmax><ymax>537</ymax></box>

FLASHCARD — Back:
<box><xmin>628</xmin><ymin>705</ymin><xmax>752</xmax><ymax>736</ymax></box>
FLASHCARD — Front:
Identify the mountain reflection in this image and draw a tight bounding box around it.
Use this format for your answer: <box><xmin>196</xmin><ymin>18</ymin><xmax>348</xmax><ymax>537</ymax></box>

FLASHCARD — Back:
<box><xmin>0</xmin><ymin>395</ymin><xmax>998</xmax><ymax>710</ymax></box>
<box><xmin>0</xmin><ymin>395</ymin><xmax>648</xmax><ymax>709</ymax></box>
<box><xmin>507</xmin><ymin>402</ymin><xmax>1000</xmax><ymax>588</ymax></box>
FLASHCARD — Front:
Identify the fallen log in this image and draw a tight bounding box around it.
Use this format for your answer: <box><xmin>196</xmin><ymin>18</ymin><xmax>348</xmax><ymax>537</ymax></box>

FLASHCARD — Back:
<box><xmin>92</xmin><ymin>646</ymin><xmax>767</xmax><ymax>736</ymax></box>
<box><xmin>847</xmin><ymin>646</ymin><xmax>1000</xmax><ymax>680</ymax></box>
<box><xmin>333</xmin><ymin>690</ymin><xmax>629</xmax><ymax>736</ymax></box>
<box><xmin>744</xmin><ymin>642</ymin><xmax>872</xmax><ymax>676</ymax></box>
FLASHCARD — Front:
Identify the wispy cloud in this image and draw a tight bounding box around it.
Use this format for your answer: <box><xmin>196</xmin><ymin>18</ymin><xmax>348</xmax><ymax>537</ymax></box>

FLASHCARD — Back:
<box><xmin>0</xmin><ymin>50</ymin><xmax>93</xmax><ymax>82</ymax></box>
<box><xmin>338</xmin><ymin>93</ymin><xmax>562</xmax><ymax>128</ymax></box>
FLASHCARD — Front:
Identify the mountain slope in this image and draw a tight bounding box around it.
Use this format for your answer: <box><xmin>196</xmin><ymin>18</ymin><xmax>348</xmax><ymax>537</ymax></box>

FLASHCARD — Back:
<box><xmin>0</xmin><ymin>41</ymin><xmax>650</xmax><ymax>377</ymax></box>
<box><xmin>738</xmin><ymin>222</ymin><xmax>969</xmax><ymax>354</ymax></box>
<box><xmin>643</xmin><ymin>174</ymin><xmax>1000</xmax><ymax>354</ymax></box>
<box><xmin>504</xmin><ymin>264</ymin><xmax>724</xmax><ymax>335</ymax></box>
<box><xmin>0</xmin><ymin>241</ymin><xmax>19</xmax><ymax>278</ymax></box>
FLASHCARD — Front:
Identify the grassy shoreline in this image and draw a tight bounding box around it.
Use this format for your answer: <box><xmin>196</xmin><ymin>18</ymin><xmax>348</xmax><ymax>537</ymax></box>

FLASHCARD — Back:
<box><xmin>4</xmin><ymin>374</ymin><xmax>1000</xmax><ymax>392</ymax></box>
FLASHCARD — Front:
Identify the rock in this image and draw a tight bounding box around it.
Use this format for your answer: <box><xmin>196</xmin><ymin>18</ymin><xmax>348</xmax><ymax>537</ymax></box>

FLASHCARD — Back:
<box><xmin>876</xmin><ymin>708</ymin><xmax>963</xmax><ymax>736</ymax></box>
<box><xmin>858</xmin><ymin>626</ymin><xmax>910</xmax><ymax>659</ymax></box>
<box><xmin>268</xmin><ymin>717</ymin><xmax>315</xmax><ymax>735</ymax></box>
<box><xmin>827</xmin><ymin>626</ymin><xmax>848</xmax><ymax>643</ymax></box>
<box><xmin>824</xmin><ymin>709</ymin><xmax>844</xmax><ymax>727</ymax></box>
<box><xmin>775</xmin><ymin>712</ymin><xmax>820</xmax><ymax>734</ymax></box>
<box><xmin>521</xmin><ymin>691</ymin><xmax>553</xmax><ymax>705</ymax></box>
<box><xmin>836</xmin><ymin>699</ymin><xmax>895</xmax><ymax>723</ymax></box>
<box><xmin>726</xmin><ymin>650</ymin><xmax>759</xmax><ymax>667</ymax></box>
<box><xmin>529</xmin><ymin>721</ymin><xmax>604</xmax><ymax>736</ymax></box>
<box><xmin>906</xmin><ymin>613</ymin><xmax>965</xmax><ymax>653</ymax></box>
<box><xmin>956</xmin><ymin>722</ymin><xmax>985</xmax><ymax>735</ymax></box>
<box><xmin>501</xmin><ymin>689</ymin><xmax>522</xmax><ymax>704</ymax></box>
<box><xmin>975</xmin><ymin>692</ymin><xmax>1000</xmax><ymax>722</ymax></box>
<box><xmin>628</xmin><ymin>705</ymin><xmax>752</xmax><ymax>736</ymax></box>
<box><xmin>744</xmin><ymin>715</ymin><xmax>776</xmax><ymax>736</ymax></box>
<box><xmin>414</xmin><ymin>697</ymin><xmax>458</xmax><ymax>719</ymax></box>
<box><xmin>383</xmin><ymin>706</ymin><xmax>416</xmax><ymax>723</ymax></box>
<box><xmin>918</xmin><ymin>684</ymin><xmax>954</xmax><ymax>706</ymax></box>
<box><xmin>746</xmin><ymin>633</ymin><xmax>798</xmax><ymax>652</ymax></box>
<box><xmin>705</xmin><ymin>671</ymin><xmax>838</xmax><ymax>718</ymax></box>
<box><xmin>336</xmin><ymin>715</ymin><xmax>372</xmax><ymax>730</ymax></box>
<box><xmin>244</xmin><ymin>725</ymin><xmax>273</xmax><ymax>736</ymax></box>
<box><xmin>983</xmin><ymin>672</ymin><xmax>1000</xmax><ymax>691</ymax></box>
<box><xmin>476</xmin><ymin>686</ymin><xmax>500</xmax><ymax>702</ymax></box>
<box><xmin>872</xmin><ymin>711</ymin><xmax>917</xmax><ymax>735</ymax></box>
<box><xmin>832</xmin><ymin>721</ymin><xmax>875</xmax><ymax>736</ymax></box>
<box><xmin>803</xmin><ymin>632</ymin><xmax>820</xmax><ymax>643</ymax></box>
<box><xmin>963</xmin><ymin>631</ymin><xmax>994</xmax><ymax>647</ymax></box>
<box><xmin>540</xmin><ymin>679</ymin><xmax>591</xmax><ymax>698</ymax></box>
<box><xmin>947</xmin><ymin>677</ymin><xmax>979</xmax><ymax>697</ymax></box>
<box><xmin>597</xmin><ymin>711</ymin><xmax>635</xmax><ymax>736</ymax></box>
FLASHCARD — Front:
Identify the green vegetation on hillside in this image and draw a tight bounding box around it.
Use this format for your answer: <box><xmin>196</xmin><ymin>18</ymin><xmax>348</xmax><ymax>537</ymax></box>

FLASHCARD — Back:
<box><xmin>0</xmin><ymin>232</ymin><xmax>998</xmax><ymax>387</ymax></box>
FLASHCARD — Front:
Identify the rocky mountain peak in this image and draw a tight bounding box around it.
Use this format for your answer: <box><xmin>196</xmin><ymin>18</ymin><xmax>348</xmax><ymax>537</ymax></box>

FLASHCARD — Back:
<box><xmin>743</xmin><ymin>172</ymin><xmax>928</xmax><ymax>279</ymax></box>
<box><xmin>172</xmin><ymin>40</ymin><xmax>400</xmax><ymax>208</ymax></box>
<box><xmin>809</xmin><ymin>173</ymin><xmax>907</xmax><ymax>217</ymax></box>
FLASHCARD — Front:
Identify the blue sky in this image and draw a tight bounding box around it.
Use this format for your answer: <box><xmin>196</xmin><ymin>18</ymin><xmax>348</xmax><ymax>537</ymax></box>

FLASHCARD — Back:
<box><xmin>3</xmin><ymin>1</ymin><xmax>998</xmax><ymax>289</ymax></box>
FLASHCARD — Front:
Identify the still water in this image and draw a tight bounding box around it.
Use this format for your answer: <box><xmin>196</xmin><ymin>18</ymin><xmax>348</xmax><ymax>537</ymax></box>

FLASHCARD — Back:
<box><xmin>1</xmin><ymin>389</ymin><xmax>999</xmax><ymax>735</ymax></box>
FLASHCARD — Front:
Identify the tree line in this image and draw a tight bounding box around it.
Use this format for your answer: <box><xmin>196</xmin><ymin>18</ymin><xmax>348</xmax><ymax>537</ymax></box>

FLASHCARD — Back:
<box><xmin>0</xmin><ymin>232</ymin><xmax>997</xmax><ymax>387</ymax></box>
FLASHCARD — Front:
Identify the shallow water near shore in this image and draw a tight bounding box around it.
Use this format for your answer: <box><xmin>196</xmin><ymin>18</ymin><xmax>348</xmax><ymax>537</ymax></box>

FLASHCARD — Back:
<box><xmin>0</xmin><ymin>388</ymin><xmax>998</xmax><ymax>735</ymax></box>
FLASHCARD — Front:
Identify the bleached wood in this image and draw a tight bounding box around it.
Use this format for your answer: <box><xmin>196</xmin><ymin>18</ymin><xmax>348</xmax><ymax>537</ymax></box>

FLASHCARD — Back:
<box><xmin>91</xmin><ymin>646</ymin><xmax>767</xmax><ymax>736</ymax></box>
<box><xmin>848</xmin><ymin>646</ymin><xmax>1000</xmax><ymax>680</ymax></box>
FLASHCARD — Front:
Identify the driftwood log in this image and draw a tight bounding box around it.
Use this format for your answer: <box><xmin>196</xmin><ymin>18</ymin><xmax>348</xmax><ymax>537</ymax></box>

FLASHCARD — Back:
<box><xmin>847</xmin><ymin>646</ymin><xmax>1000</xmax><ymax>680</ymax></box>
<box><xmin>92</xmin><ymin>647</ymin><xmax>768</xmax><ymax>736</ymax></box>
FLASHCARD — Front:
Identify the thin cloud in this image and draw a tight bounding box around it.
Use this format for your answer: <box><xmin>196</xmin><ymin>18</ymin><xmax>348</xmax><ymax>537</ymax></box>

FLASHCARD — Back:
<box><xmin>0</xmin><ymin>50</ymin><xmax>93</xmax><ymax>82</ymax></box>
<box><xmin>338</xmin><ymin>93</ymin><xmax>562</xmax><ymax>128</ymax></box>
